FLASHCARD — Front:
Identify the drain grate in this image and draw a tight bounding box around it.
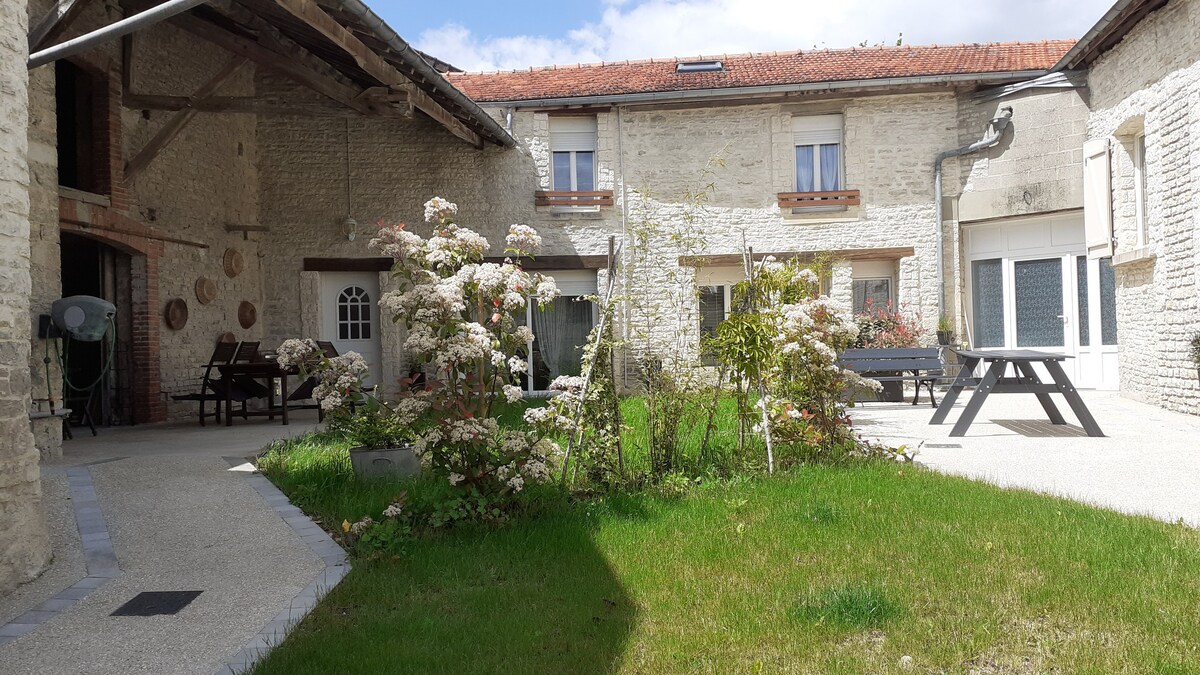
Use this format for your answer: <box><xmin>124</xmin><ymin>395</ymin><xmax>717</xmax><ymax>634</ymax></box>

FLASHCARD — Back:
<box><xmin>924</xmin><ymin>443</ymin><xmax>962</xmax><ymax>448</ymax></box>
<box><xmin>111</xmin><ymin>591</ymin><xmax>203</xmax><ymax>616</ymax></box>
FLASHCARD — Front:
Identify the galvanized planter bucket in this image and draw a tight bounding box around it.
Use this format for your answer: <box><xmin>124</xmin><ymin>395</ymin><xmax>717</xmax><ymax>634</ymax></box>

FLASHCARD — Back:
<box><xmin>349</xmin><ymin>444</ymin><xmax>420</xmax><ymax>479</ymax></box>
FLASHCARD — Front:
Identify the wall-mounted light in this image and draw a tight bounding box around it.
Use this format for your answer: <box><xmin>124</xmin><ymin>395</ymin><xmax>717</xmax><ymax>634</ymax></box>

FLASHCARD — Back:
<box><xmin>342</xmin><ymin>215</ymin><xmax>358</xmax><ymax>242</ymax></box>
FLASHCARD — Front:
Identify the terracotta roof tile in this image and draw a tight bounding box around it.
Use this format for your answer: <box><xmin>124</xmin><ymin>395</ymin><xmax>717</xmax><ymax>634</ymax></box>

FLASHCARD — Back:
<box><xmin>448</xmin><ymin>40</ymin><xmax>1075</xmax><ymax>102</ymax></box>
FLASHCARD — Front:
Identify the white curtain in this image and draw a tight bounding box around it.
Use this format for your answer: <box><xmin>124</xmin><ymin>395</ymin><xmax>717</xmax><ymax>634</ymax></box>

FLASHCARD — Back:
<box><xmin>820</xmin><ymin>144</ymin><xmax>840</xmax><ymax>191</ymax></box>
<box><xmin>532</xmin><ymin>296</ymin><xmax>594</xmax><ymax>388</ymax></box>
<box><xmin>795</xmin><ymin>145</ymin><xmax>814</xmax><ymax>192</ymax></box>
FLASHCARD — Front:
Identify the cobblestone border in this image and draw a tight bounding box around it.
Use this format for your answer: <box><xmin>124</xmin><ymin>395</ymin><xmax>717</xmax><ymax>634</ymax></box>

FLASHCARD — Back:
<box><xmin>0</xmin><ymin>465</ymin><xmax>120</xmax><ymax>647</ymax></box>
<box><xmin>220</xmin><ymin>459</ymin><xmax>351</xmax><ymax>674</ymax></box>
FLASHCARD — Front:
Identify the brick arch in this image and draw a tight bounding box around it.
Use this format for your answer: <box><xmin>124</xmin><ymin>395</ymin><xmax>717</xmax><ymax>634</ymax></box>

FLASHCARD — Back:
<box><xmin>60</xmin><ymin>215</ymin><xmax>167</xmax><ymax>423</ymax></box>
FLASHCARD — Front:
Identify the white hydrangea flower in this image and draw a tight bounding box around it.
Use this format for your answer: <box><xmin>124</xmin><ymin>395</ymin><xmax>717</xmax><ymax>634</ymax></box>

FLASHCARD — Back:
<box><xmin>502</xmin><ymin>384</ymin><xmax>523</xmax><ymax>403</ymax></box>
<box><xmin>506</xmin><ymin>475</ymin><xmax>525</xmax><ymax>492</ymax></box>
<box><xmin>423</xmin><ymin>196</ymin><xmax>458</xmax><ymax>223</ymax></box>
<box><xmin>505</xmin><ymin>224</ymin><xmax>542</xmax><ymax>254</ymax></box>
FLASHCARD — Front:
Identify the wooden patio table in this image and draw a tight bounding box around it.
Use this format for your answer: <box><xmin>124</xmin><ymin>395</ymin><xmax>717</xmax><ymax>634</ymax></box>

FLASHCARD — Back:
<box><xmin>216</xmin><ymin>361</ymin><xmax>291</xmax><ymax>426</ymax></box>
<box><xmin>929</xmin><ymin>349</ymin><xmax>1104</xmax><ymax>438</ymax></box>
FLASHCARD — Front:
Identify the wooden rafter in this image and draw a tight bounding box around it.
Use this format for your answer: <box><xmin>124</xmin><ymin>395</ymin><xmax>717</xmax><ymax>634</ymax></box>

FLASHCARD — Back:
<box><xmin>124</xmin><ymin>57</ymin><xmax>249</xmax><ymax>179</ymax></box>
<box><xmin>29</xmin><ymin>0</ymin><xmax>89</xmax><ymax>51</ymax></box>
<box><xmin>270</xmin><ymin>0</ymin><xmax>483</xmax><ymax>148</ymax></box>
<box><xmin>169</xmin><ymin>11</ymin><xmax>381</xmax><ymax>117</ymax></box>
<box><xmin>123</xmin><ymin>92</ymin><xmax>408</xmax><ymax>116</ymax></box>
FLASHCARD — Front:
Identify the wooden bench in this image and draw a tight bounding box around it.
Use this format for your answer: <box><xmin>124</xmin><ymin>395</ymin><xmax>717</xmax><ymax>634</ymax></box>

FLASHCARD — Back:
<box><xmin>839</xmin><ymin>348</ymin><xmax>962</xmax><ymax>408</ymax></box>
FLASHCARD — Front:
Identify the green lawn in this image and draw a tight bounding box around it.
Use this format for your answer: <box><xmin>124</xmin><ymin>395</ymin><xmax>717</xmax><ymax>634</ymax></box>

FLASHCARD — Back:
<box><xmin>251</xmin><ymin>458</ymin><xmax>1200</xmax><ymax>673</ymax></box>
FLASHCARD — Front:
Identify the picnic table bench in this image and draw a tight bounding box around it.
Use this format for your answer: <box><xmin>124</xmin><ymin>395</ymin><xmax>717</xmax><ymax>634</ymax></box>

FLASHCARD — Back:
<box><xmin>839</xmin><ymin>348</ymin><xmax>963</xmax><ymax>408</ymax></box>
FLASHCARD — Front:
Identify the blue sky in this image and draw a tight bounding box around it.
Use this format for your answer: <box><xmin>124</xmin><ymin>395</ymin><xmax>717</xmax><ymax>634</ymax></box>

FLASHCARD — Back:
<box><xmin>370</xmin><ymin>0</ymin><xmax>1114</xmax><ymax>73</ymax></box>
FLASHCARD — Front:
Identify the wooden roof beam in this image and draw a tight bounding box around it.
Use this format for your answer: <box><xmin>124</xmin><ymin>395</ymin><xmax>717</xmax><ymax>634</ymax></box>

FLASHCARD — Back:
<box><xmin>29</xmin><ymin>0</ymin><xmax>89</xmax><ymax>51</ymax></box>
<box><xmin>270</xmin><ymin>0</ymin><xmax>483</xmax><ymax>148</ymax></box>
<box><xmin>125</xmin><ymin>56</ymin><xmax>249</xmax><ymax>179</ymax></box>
<box><xmin>170</xmin><ymin>10</ymin><xmax>380</xmax><ymax>116</ymax></box>
<box><xmin>124</xmin><ymin>91</ymin><xmax>407</xmax><ymax>116</ymax></box>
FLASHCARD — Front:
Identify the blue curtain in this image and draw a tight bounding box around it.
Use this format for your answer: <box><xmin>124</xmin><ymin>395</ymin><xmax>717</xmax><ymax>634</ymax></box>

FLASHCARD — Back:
<box><xmin>795</xmin><ymin>145</ymin><xmax>814</xmax><ymax>191</ymax></box>
<box><xmin>820</xmin><ymin>144</ymin><xmax>840</xmax><ymax>191</ymax></box>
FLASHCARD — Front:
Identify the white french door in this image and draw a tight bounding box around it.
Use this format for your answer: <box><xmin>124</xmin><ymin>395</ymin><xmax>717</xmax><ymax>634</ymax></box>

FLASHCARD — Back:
<box><xmin>320</xmin><ymin>272</ymin><xmax>383</xmax><ymax>387</ymax></box>
<box><xmin>964</xmin><ymin>214</ymin><xmax>1119</xmax><ymax>390</ymax></box>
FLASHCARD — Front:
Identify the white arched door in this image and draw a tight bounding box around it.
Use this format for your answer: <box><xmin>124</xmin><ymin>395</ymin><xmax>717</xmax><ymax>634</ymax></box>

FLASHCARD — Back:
<box><xmin>320</xmin><ymin>272</ymin><xmax>382</xmax><ymax>387</ymax></box>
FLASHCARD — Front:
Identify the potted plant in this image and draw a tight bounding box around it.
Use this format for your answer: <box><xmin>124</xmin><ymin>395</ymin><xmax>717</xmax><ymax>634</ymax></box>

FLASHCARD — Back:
<box><xmin>1190</xmin><ymin>332</ymin><xmax>1200</xmax><ymax>381</ymax></box>
<box><xmin>852</xmin><ymin>301</ymin><xmax>927</xmax><ymax>402</ymax></box>
<box><xmin>276</xmin><ymin>339</ymin><xmax>424</xmax><ymax>479</ymax></box>
<box><xmin>329</xmin><ymin>404</ymin><xmax>421</xmax><ymax>479</ymax></box>
<box><xmin>936</xmin><ymin>313</ymin><xmax>956</xmax><ymax>346</ymax></box>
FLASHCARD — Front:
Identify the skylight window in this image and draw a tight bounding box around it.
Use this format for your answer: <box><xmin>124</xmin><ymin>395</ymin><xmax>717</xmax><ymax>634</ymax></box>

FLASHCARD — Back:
<box><xmin>675</xmin><ymin>60</ymin><xmax>724</xmax><ymax>73</ymax></box>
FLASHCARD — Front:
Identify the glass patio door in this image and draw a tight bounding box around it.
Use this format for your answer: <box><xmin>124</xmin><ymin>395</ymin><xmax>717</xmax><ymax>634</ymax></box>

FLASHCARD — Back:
<box><xmin>971</xmin><ymin>254</ymin><xmax>1073</xmax><ymax>383</ymax></box>
<box><xmin>970</xmin><ymin>253</ymin><xmax>1118</xmax><ymax>390</ymax></box>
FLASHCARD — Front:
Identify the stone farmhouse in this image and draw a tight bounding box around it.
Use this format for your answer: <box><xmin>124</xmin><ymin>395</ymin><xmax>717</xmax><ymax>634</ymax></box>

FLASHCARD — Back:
<box><xmin>2</xmin><ymin>0</ymin><xmax>1197</xmax><ymax>589</ymax></box>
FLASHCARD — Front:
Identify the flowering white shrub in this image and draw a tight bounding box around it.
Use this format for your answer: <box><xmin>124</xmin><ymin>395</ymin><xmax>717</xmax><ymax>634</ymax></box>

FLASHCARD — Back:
<box><xmin>276</xmin><ymin>338</ymin><xmax>319</xmax><ymax>371</ymax></box>
<box><xmin>365</xmin><ymin>197</ymin><xmax>563</xmax><ymax>494</ymax></box>
<box><xmin>276</xmin><ymin>338</ymin><xmax>370</xmax><ymax>411</ymax></box>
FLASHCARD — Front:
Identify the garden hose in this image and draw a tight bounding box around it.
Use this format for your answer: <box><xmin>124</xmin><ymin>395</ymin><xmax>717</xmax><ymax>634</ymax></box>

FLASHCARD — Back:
<box><xmin>54</xmin><ymin>316</ymin><xmax>117</xmax><ymax>394</ymax></box>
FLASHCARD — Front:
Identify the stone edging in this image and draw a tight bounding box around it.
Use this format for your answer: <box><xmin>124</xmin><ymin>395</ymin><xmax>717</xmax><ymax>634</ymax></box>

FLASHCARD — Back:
<box><xmin>219</xmin><ymin>459</ymin><xmax>351</xmax><ymax>674</ymax></box>
<box><xmin>0</xmin><ymin>465</ymin><xmax>120</xmax><ymax>647</ymax></box>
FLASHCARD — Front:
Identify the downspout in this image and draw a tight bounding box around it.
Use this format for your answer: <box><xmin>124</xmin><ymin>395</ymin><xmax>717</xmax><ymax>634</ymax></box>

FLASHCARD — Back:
<box><xmin>933</xmin><ymin>106</ymin><xmax>1013</xmax><ymax>320</ymax></box>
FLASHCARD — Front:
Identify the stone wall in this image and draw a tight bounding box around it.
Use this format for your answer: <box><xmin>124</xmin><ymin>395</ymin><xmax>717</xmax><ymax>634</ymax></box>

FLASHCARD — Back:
<box><xmin>2</xmin><ymin>0</ymin><xmax>51</xmax><ymax>591</ymax></box>
<box><xmin>1086</xmin><ymin>0</ymin><xmax>1200</xmax><ymax>413</ymax></box>
<box><xmin>24</xmin><ymin>1</ymin><xmax>263</xmax><ymax>428</ymax></box>
<box><xmin>946</xmin><ymin>88</ymin><xmax>1089</xmax><ymax>337</ymax></box>
<box><xmin>257</xmin><ymin>82</ymin><xmax>961</xmax><ymax>386</ymax></box>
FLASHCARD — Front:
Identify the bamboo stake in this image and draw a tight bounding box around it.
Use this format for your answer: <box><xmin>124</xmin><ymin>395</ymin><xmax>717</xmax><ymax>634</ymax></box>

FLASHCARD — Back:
<box><xmin>744</xmin><ymin>244</ymin><xmax>775</xmax><ymax>474</ymax></box>
<box><xmin>561</xmin><ymin>236</ymin><xmax>622</xmax><ymax>483</ymax></box>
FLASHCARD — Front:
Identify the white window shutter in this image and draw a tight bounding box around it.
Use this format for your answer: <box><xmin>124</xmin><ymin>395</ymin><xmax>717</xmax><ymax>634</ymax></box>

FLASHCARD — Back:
<box><xmin>549</xmin><ymin>116</ymin><xmax>598</xmax><ymax>152</ymax></box>
<box><xmin>1083</xmin><ymin>137</ymin><xmax>1113</xmax><ymax>259</ymax></box>
<box><xmin>792</xmin><ymin>114</ymin><xmax>842</xmax><ymax>145</ymax></box>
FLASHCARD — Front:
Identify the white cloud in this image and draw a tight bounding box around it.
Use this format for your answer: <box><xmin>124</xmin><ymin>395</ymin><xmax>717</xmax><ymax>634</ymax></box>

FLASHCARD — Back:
<box><xmin>414</xmin><ymin>0</ymin><xmax>1114</xmax><ymax>72</ymax></box>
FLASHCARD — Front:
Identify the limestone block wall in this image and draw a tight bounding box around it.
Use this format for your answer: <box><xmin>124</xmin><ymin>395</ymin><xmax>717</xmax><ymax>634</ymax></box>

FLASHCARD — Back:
<box><xmin>1086</xmin><ymin>0</ymin><xmax>1200</xmax><ymax>413</ymax></box>
<box><xmin>1</xmin><ymin>0</ymin><xmax>51</xmax><ymax>591</ymax></box>
<box><xmin>947</xmin><ymin>88</ymin><xmax>1089</xmax><ymax>339</ymax></box>
<box><xmin>26</xmin><ymin>0</ymin><xmax>62</xmax><ymax>456</ymax></box>
<box><xmin>123</xmin><ymin>23</ymin><xmax>264</xmax><ymax>419</ymax></box>
<box><xmin>258</xmin><ymin>79</ymin><xmax>957</xmax><ymax>386</ymax></box>
<box><xmin>24</xmin><ymin>2</ymin><xmax>264</xmax><ymax>424</ymax></box>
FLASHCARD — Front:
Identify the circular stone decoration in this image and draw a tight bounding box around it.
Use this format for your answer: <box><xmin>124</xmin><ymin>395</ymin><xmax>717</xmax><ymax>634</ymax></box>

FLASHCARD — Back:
<box><xmin>217</xmin><ymin>331</ymin><xmax>236</xmax><ymax>344</ymax></box>
<box><xmin>237</xmin><ymin>301</ymin><xmax>257</xmax><ymax>329</ymax></box>
<box><xmin>194</xmin><ymin>277</ymin><xmax>217</xmax><ymax>305</ymax></box>
<box><xmin>222</xmin><ymin>248</ymin><xmax>244</xmax><ymax>278</ymax></box>
<box><xmin>164</xmin><ymin>298</ymin><xmax>189</xmax><ymax>330</ymax></box>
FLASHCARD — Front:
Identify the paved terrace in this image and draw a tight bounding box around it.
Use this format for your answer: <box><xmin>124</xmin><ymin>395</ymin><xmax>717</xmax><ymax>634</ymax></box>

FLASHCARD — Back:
<box><xmin>850</xmin><ymin>389</ymin><xmax>1200</xmax><ymax>526</ymax></box>
<box><xmin>0</xmin><ymin>411</ymin><xmax>346</xmax><ymax>675</ymax></box>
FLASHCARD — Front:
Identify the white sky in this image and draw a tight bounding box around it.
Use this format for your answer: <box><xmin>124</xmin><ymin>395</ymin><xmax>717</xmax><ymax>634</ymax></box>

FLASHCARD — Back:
<box><xmin>412</xmin><ymin>0</ymin><xmax>1115</xmax><ymax>72</ymax></box>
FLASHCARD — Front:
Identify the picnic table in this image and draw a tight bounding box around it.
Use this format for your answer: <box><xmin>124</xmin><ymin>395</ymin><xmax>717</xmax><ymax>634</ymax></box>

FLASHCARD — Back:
<box><xmin>929</xmin><ymin>349</ymin><xmax>1104</xmax><ymax>438</ymax></box>
<box><xmin>216</xmin><ymin>361</ymin><xmax>292</xmax><ymax>426</ymax></box>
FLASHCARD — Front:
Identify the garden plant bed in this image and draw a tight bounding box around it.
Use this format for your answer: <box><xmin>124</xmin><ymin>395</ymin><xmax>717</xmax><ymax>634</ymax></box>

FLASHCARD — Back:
<box><xmin>252</xmin><ymin>437</ymin><xmax>1200</xmax><ymax>674</ymax></box>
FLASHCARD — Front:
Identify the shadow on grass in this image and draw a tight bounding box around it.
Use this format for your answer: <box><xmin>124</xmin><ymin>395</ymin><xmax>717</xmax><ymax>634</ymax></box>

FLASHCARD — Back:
<box><xmin>251</xmin><ymin>513</ymin><xmax>638</xmax><ymax>675</ymax></box>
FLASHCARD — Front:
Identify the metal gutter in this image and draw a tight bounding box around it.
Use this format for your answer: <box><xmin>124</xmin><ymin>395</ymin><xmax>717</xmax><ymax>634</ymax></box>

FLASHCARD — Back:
<box><xmin>335</xmin><ymin>0</ymin><xmax>516</xmax><ymax>147</ymax></box>
<box><xmin>1051</xmin><ymin>0</ymin><xmax>1139</xmax><ymax>71</ymax></box>
<box><xmin>933</xmin><ymin>106</ymin><xmax>1013</xmax><ymax>321</ymax></box>
<box><xmin>28</xmin><ymin>0</ymin><xmax>209</xmax><ymax>69</ymax></box>
<box><xmin>469</xmin><ymin>70</ymin><xmax>1052</xmax><ymax>109</ymax></box>
<box><xmin>972</xmin><ymin>70</ymin><xmax>1087</xmax><ymax>102</ymax></box>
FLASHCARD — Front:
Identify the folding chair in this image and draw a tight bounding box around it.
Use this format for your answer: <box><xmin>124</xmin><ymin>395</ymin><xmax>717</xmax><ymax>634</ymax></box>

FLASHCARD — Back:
<box><xmin>170</xmin><ymin>341</ymin><xmax>239</xmax><ymax>426</ymax></box>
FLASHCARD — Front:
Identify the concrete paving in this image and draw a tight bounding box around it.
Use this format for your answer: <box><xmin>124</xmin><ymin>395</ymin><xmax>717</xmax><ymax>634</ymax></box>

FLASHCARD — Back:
<box><xmin>0</xmin><ymin>412</ymin><xmax>334</xmax><ymax>675</ymax></box>
<box><xmin>851</xmin><ymin>389</ymin><xmax>1200</xmax><ymax>525</ymax></box>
